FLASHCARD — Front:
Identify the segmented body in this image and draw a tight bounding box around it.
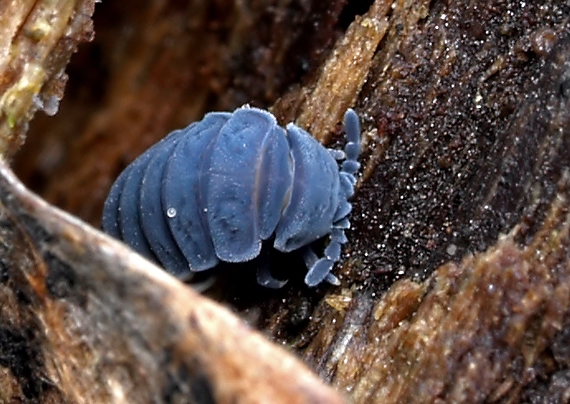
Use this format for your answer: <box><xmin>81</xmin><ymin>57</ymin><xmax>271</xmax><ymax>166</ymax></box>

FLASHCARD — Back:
<box><xmin>102</xmin><ymin>106</ymin><xmax>360</xmax><ymax>287</ymax></box>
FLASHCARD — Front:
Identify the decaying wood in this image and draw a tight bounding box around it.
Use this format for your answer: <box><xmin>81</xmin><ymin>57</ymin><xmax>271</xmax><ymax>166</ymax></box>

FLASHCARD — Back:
<box><xmin>277</xmin><ymin>1</ymin><xmax>570</xmax><ymax>402</ymax></box>
<box><xmin>0</xmin><ymin>1</ymin><xmax>345</xmax><ymax>403</ymax></box>
<box><xmin>0</xmin><ymin>0</ymin><xmax>95</xmax><ymax>157</ymax></box>
<box><xmin>6</xmin><ymin>0</ymin><xmax>570</xmax><ymax>403</ymax></box>
<box><xmin>0</xmin><ymin>161</ymin><xmax>344</xmax><ymax>403</ymax></box>
<box><xmin>303</xmin><ymin>191</ymin><xmax>570</xmax><ymax>403</ymax></box>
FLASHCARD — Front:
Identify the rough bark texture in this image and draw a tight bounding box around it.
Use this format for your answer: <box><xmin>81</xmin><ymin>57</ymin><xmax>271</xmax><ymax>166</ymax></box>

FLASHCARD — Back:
<box><xmin>0</xmin><ymin>161</ymin><xmax>343</xmax><ymax>403</ymax></box>
<box><xmin>0</xmin><ymin>0</ymin><xmax>94</xmax><ymax>157</ymax></box>
<box><xmin>6</xmin><ymin>0</ymin><xmax>570</xmax><ymax>403</ymax></box>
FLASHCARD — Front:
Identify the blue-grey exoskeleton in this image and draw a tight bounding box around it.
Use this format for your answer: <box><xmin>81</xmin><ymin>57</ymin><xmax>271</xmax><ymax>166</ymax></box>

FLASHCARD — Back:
<box><xmin>101</xmin><ymin>106</ymin><xmax>360</xmax><ymax>288</ymax></box>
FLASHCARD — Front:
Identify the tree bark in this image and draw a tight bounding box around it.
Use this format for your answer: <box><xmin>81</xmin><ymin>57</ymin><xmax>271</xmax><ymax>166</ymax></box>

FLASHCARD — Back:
<box><xmin>6</xmin><ymin>0</ymin><xmax>570</xmax><ymax>403</ymax></box>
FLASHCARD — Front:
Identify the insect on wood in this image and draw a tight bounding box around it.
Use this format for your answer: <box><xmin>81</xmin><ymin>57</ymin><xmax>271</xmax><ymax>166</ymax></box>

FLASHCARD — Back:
<box><xmin>102</xmin><ymin>106</ymin><xmax>361</xmax><ymax>288</ymax></box>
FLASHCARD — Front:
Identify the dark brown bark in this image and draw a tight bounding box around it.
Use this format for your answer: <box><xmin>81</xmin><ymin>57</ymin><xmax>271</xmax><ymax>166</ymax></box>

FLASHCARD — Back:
<box><xmin>6</xmin><ymin>0</ymin><xmax>570</xmax><ymax>403</ymax></box>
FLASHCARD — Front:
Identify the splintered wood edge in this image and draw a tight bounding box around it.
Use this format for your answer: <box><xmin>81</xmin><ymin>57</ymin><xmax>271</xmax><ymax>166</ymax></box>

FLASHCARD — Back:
<box><xmin>0</xmin><ymin>0</ymin><xmax>95</xmax><ymax>157</ymax></box>
<box><xmin>0</xmin><ymin>159</ymin><xmax>345</xmax><ymax>404</ymax></box>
